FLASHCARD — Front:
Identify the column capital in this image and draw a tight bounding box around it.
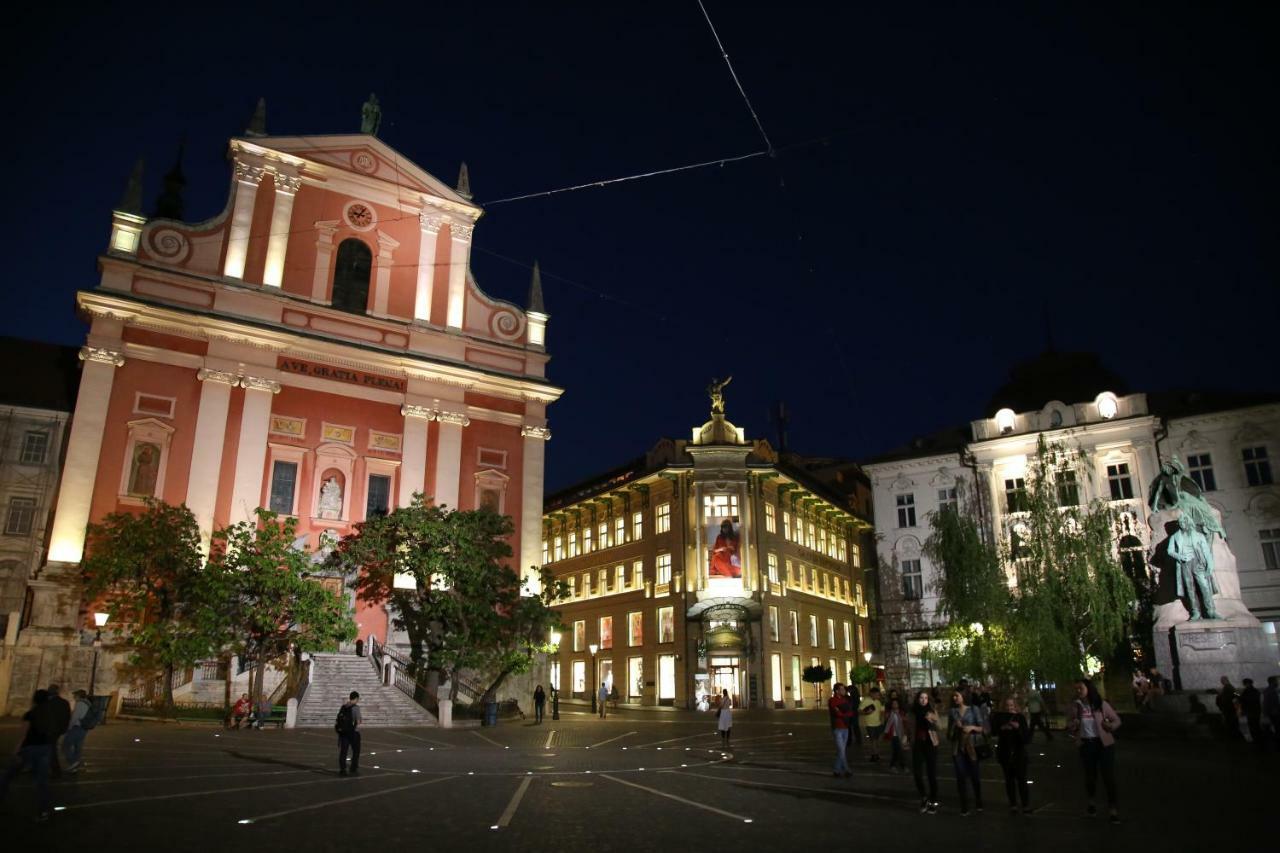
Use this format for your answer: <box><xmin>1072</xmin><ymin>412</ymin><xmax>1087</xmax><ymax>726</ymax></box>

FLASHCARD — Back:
<box><xmin>197</xmin><ymin>367</ymin><xmax>239</xmax><ymax>386</ymax></box>
<box><xmin>448</xmin><ymin>220</ymin><xmax>474</xmax><ymax>243</ymax></box>
<box><xmin>401</xmin><ymin>403</ymin><xmax>435</xmax><ymax>420</ymax></box>
<box><xmin>521</xmin><ymin>425</ymin><xmax>552</xmax><ymax>441</ymax></box>
<box><xmin>420</xmin><ymin>210</ymin><xmax>446</xmax><ymax>234</ymax></box>
<box><xmin>271</xmin><ymin>169</ymin><xmax>302</xmax><ymax>195</ymax></box>
<box><xmin>79</xmin><ymin>346</ymin><xmax>124</xmax><ymax>367</ymax></box>
<box><xmin>234</xmin><ymin>161</ymin><xmax>265</xmax><ymax>186</ymax></box>
<box><xmin>239</xmin><ymin>375</ymin><xmax>281</xmax><ymax>394</ymax></box>
<box><xmin>434</xmin><ymin>407</ymin><xmax>470</xmax><ymax>427</ymax></box>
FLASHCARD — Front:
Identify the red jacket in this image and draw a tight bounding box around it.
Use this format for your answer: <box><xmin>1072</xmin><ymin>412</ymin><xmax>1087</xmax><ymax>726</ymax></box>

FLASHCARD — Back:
<box><xmin>829</xmin><ymin>695</ymin><xmax>854</xmax><ymax>730</ymax></box>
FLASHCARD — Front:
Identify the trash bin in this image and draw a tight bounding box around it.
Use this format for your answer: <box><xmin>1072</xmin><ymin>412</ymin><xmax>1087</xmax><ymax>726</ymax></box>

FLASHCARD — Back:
<box><xmin>90</xmin><ymin>694</ymin><xmax>111</xmax><ymax>727</ymax></box>
<box><xmin>355</xmin><ymin>638</ymin><xmax>364</xmax><ymax>657</ymax></box>
<box><xmin>482</xmin><ymin>701</ymin><xmax>498</xmax><ymax>727</ymax></box>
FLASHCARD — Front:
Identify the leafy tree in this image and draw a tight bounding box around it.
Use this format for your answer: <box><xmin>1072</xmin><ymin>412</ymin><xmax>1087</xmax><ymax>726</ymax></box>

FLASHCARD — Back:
<box><xmin>209</xmin><ymin>510</ymin><xmax>356</xmax><ymax>708</ymax></box>
<box><xmin>338</xmin><ymin>496</ymin><xmax>567</xmax><ymax>701</ymax></box>
<box><xmin>80</xmin><ymin>501</ymin><xmax>222</xmax><ymax>710</ymax></box>
<box><xmin>847</xmin><ymin>664</ymin><xmax>877</xmax><ymax>690</ymax></box>
<box><xmin>802</xmin><ymin>664</ymin><xmax>832</xmax><ymax>704</ymax></box>
<box><xmin>923</xmin><ymin>437</ymin><xmax>1137</xmax><ymax>689</ymax></box>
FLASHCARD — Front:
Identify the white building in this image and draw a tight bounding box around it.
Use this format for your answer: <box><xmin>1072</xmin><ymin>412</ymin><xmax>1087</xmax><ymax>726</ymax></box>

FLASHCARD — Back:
<box><xmin>864</xmin><ymin>353</ymin><xmax>1280</xmax><ymax>688</ymax></box>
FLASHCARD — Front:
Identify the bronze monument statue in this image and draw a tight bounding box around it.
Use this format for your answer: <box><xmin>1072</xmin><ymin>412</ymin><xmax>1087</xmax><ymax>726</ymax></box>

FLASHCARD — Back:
<box><xmin>361</xmin><ymin>94</ymin><xmax>382</xmax><ymax>136</ymax></box>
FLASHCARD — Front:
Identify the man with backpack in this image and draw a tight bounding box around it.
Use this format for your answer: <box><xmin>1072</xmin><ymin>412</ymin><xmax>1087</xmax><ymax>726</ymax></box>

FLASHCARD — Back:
<box><xmin>62</xmin><ymin>690</ymin><xmax>95</xmax><ymax>772</ymax></box>
<box><xmin>336</xmin><ymin>691</ymin><xmax>362</xmax><ymax>776</ymax></box>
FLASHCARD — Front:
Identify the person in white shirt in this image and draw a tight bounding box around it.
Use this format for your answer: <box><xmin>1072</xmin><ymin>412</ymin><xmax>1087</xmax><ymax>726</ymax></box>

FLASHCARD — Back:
<box><xmin>62</xmin><ymin>690</ymin><xmax>92</xmax><ymax>772</ymax></box>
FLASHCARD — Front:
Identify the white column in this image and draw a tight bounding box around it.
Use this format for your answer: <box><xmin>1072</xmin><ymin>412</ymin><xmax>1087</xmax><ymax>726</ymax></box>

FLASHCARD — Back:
<box><xmin>414</xmin><ymin>212</ymin><xmax>444</xmax><ymax>323</ymax></box>
<box><xmin>445</xmin><ymin>221</ymin><xmax>474</xmax><ymax>330</ymax></box>
<box><xmin>520</xmin><ymin>425</ymin><xmax>551</xmax><ymax>594</ymax></box>
<box><xmin>310</xmin><ymin>221</ymin><xmax>340</xmax><ymax>303</ymax></box>
<box><xmin>48</xmin><ymin>348</ymin><xmax>124</xmax><ymax>564</ymax></box>
<box><xmin>223</xmin><ymin>162</ymin><xmax>264</xmax><ymax>280</ymax></box>
<box><xmin>262</xmin><ymin>171</ymin><xmax>301</xmax><ymax>288</ymax></box>
<box><xmin>432</xmin><ymin>405</ymin><xmax>469</xmax><ymax>509</ymax></box>
<box><xmin>186</xmin><ymin>369</ymin><xmax>237</xmax><ymax>542</ymax></box>
<box><xmin>399</xmin><ymin>404</ymin><xmax>433</xmax><ymax>508</ymax></box>
<box><xmin>371</xmin><ymin>231</ymin><xmax>400</xmax><ymax>316</ymax></box>
<box><xmin>229</xmin><ymin>375</ymin><xmax>280</xmax><ymax>525</ymax></box>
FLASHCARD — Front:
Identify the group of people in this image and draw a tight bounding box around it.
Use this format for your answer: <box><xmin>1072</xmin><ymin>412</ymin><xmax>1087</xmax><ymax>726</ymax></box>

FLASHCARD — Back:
<box><xmin>1213</xmin><ymin>674</ymin><xmax>1280</xmax><ymax>748</ymax></box>
<box><xmin>0</xmin><ymin>685</ymin><xmax>98</xmax><ymax>821</ymax></box>
<box><xmin>829</xmin><ymin>679</ymin><xmax>1122</xmax><ymax>823</ymax></box>
<box><xmin>230</xmin><ymin>693</ymin><xmax>277</xmax><ymax>730</ymax></box>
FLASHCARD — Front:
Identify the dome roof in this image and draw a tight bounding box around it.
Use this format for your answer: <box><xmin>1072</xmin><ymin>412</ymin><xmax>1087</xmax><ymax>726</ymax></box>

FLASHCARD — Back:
<box><xmin>987</xmin><ymin>350</ymin><xmax>1129</xmax><ymax>414</ymax></box>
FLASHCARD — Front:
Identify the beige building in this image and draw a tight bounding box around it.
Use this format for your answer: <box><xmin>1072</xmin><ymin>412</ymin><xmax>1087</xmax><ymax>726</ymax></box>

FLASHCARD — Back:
<box><xmin>543</xmin><ymin>393</ymin><xmax>874</xmax><ymax>710</ymax></box>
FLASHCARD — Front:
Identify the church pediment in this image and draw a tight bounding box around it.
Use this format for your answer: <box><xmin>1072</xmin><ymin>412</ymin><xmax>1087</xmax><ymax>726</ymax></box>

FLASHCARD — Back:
<box><xmin>232</xmin><ymin>135</ymin><xmax>477</xmax><ymax>210</ymax></box>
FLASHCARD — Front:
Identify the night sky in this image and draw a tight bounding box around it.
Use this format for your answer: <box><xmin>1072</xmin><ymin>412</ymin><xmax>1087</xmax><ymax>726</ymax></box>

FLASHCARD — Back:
<box><xmin>7</xmin><ymin>2</ymin><xmax>1276</xmax><ymax>491</ymax></box>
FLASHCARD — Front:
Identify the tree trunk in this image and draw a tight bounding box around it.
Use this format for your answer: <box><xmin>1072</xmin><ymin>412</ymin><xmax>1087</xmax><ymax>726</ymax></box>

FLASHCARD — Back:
<box><xmin>162</xmin><ymin>663</ymin><xmax>175</xmax><ymax>711</ymax></box>
<box><xmin>222</xmin><ymin>653</ymin><xmax>233</xmax><ymax>725</ymax></box>
<box><xmin>255</xmin><ymin>657</ymin><xmax>268</xmax><ymax>708</ymax></box>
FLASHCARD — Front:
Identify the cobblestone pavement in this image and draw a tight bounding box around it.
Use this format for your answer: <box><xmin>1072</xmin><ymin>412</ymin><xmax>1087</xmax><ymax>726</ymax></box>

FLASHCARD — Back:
<box><xmin>1</xmin><ymin>709</ymin><xmax>1272</xmax><ymax>852</ymax></box>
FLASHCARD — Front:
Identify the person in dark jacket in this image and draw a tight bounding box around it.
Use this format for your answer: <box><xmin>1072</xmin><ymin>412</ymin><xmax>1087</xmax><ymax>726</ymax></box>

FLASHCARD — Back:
<box><xmin>1238</xmin><ymin>678</ymin><xmax>1263</xmax><ymax>748</ymax></box>
<box><xmin>1215</xmin><ymin>676</ymin><xmax>1238</xmax><ymax>739</ymax></box>
<box><xmin>909</xmin><ymin>690</ymin><xmax>941</xmax><ymax>814</ymax></box>
<box><xmin>1263</xmin><ymin>676</ymin><xmax>1280</xmax><ymax>751</ymax></box>
<box><xmin>992</xmin><ymin>697</ymin><xmax>1033</xmax><ymax>813</ymax></box>
<box><xmin>533</xmin><ymin>685</ymin><xmax>547</xmax><ymax>724</ymax></box>
<box><xmin>46</xmin><ymin>684</ymin><xmax>72</xmax><ymax>778</ymax></box>
<box><xmin>0</xmin><ymin>690</ymin><xmax>55</xmax><ymax>820</ymax></box>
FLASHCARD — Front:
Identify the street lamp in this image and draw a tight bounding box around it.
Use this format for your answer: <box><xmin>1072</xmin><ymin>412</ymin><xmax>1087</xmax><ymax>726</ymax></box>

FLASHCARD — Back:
<box><xmin>89</xmin><ymin>612</ymin><xmax>109</xmax><ymax>697</ymax></box>
<box><xmin>588</xmin><ymin>643</ymin><xmax>599</xmax><ymax>714</ymax></box>
<box><xmin>549</xmin><ymin>630</ymin><xmax>562</xmax><ymax>721</ymax></box>
<box><xmin>863</xmin><ymin>651</ymin><xmax>872</xmax><ymax>664</ymax></box>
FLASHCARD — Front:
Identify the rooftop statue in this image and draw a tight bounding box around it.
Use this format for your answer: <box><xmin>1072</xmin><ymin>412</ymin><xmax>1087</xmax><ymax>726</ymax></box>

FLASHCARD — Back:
<box><xmin>707</xmin><ymin>376</ymin><xmax>732</xmax><ymax>415</ymax></box>
<box><xmin>361</xmin><ymin>93</ymin><xmax>382</xmax><ymax>136</ymax></box>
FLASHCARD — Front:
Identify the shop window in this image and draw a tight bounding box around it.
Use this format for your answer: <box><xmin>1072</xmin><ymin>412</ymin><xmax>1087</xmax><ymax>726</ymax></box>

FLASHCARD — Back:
<box><xmin>599</xmin><ymin>616</ymin><xmax>613</xmax><ymax>650</ymax></box>
<box><xmin>657</xmin><ymin>606</ymin><xmax>674</xmax><ymax>643</ymax></box>
<box><xmin>331</xmin><ymin>238</ymin><xmax>372</xmax><ymax>313</ymax></box>
<box><xmin>573</xmin><ymin>620</ymin><xmax>585</xmax><ymax>652</ymax></box>
<box><xmin>572</xmin><ymin>660</ymin><xmax>586</xmax><ymax>694</ymax></box>
<box><xmin>628</xmin><ymin>611</ymin><xmax>643</xmax><ymax>646</ymax></box>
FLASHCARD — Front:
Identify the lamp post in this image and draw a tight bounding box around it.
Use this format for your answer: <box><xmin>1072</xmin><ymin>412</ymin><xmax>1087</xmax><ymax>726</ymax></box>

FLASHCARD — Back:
<box><xmin>588</xmin><ymin>643</ymin><xmax>599</xmax><ymax>714</ymax></box>
<box><xmin>549</xmin><ymin>630</ymin><xmax>562</xmax><ymax>721</ymax></box>
<box><xmin>89</xmin><ymin>612</ymin><xmax>109</xmax><ymax>697</ymax></box>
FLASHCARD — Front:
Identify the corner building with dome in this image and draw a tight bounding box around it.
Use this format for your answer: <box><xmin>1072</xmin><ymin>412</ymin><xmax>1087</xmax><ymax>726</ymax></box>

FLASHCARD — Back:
<box><xmin>542</xmin><ymin>395</ymin><xmax>875</xmax><ymax>710</ymax></box>
<box><xmin>11</xmin><ymin>117</ymin><xmax>561</xmax><ymax>705</ymax></box>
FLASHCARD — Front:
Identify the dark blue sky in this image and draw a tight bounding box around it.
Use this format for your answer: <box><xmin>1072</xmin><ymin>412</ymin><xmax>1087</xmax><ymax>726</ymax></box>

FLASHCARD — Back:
<box><xmin>6</xmin><ymin>2</ymin><xmax>1276</xmax><ymax>491</ymax></box>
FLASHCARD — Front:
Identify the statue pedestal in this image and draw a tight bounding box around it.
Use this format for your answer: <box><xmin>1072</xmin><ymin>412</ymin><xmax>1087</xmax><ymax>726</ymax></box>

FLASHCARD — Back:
<box><xmin>1148</xmin><ymin>509</ymin><xmax>1268</xmax><ymax>690</ymax></box>
<box><xmin>1153</xmin><ymin>618</ymin><xmax>1273</xmax><ymax>692</ymax></box>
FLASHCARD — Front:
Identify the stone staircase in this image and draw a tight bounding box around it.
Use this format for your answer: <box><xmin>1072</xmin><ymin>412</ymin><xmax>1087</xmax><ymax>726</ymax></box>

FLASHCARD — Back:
<box><xmin>296</xmin><ymin>653</ymin><xmax>436</xmax><ymax>728</ymax></box>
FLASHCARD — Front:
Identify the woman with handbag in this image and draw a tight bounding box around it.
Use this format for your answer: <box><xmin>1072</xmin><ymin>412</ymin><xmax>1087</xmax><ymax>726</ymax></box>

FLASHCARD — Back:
<box><xmin>908</xmin><ymin>690</ymin><xmax>941</xmax><ymax>814</ymax></box>
<box><xmin>1065</xmin><ymin>678</ymin><xmax>1122</xmax><ymax>823</ymax></box>
<box><xmin>948</xmin><ymin>690</ymin><xmax>990</xmax><ymax>815</ymax></box>
<box><xmin>884</xmin><ymin>697</ymin><xmax>908</xmax><ymax>773</ymax></box>
<box><xmin>993</xmin><ymin>697</ymin><xmax>1033</xmax><ymax>814</ymax></box>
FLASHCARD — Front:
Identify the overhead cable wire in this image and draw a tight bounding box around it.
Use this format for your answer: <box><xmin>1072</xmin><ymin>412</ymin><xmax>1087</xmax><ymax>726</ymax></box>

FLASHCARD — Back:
<box><xmin>482</xmin><ymin>149</ymin><xmax>767</xmax><ymax>206</ymax></box>
<box><xmin>695</xmin><ymin>0</ymin><xmax>775</xmax><ymax>157</ymax></box>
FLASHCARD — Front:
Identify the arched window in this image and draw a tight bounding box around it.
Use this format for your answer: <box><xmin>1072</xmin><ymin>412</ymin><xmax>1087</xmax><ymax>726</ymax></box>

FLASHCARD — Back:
<box><xmin>331</xmin><ymin>238</ymin><xmax>372</xmax><ymax>313</ymax></box>
<box><xmin>1118</xmin><ymin>534</ymin><xmax>1146</xmax><ymax>581</ymax></box>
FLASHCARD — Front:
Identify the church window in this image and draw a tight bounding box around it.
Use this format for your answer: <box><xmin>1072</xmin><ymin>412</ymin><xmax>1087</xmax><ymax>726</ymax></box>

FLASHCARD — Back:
<box><xmin>331</xmin><ymin>238</ymin><xmax>372</xmax><ymax>314</ymax></box>
<box><xmin>268</xmin><ymin>461</ymin><xmax>298</xmax><ymax>515</ymax></box>
<box><xmin>366</xmin><ymin>474</ymin><xmax>392</xmax><ymax>517</ymax></box>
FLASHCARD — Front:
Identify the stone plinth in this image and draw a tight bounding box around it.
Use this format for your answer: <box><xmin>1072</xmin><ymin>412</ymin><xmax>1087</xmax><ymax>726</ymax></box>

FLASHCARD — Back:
<box><xmin>1153</xmin><ymin>618</ymin><xmax>1273</xmax><ymax>691</ymax></box>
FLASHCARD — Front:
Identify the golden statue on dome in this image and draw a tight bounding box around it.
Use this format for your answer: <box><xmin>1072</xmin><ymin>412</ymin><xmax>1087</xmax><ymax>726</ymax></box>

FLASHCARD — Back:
<box><xmin>707</xmin><ymin>376</ymin><xmax>732</xmax><ymax>415</ymax></box>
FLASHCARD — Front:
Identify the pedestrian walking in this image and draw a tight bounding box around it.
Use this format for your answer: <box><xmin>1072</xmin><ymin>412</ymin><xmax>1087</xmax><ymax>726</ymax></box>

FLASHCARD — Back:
<box><xmin>1025</xmin><ymin>687</ymin><xmax>1052</xmax><ymax>740</ymax></box>
<box><xmin>884</xmin><ymin>697</ymin><xmax>908</xmax><ymax>773</ymax></box>
<box><xmin>1263</xmin><ymin>676</ymin><xmax>1280</xmax><ymax>751</ymax></box>
<box><xmin>45</xmin><ymin>684</ymin><xmax>71</xmax><ymax>779</ymax></box>
<box><xmin>1215</xmin><ymin>676</ymin><xmax>1238</xmax><ymax>739</ymax></box>
<box><xmin>1066</xmin><ymin>678</ymin><xmax>1121</xmax><ymax>824</ymax></box>
<box><xmin>0</xmin><ymin>690</ymin><xmax>55</xmax><ymax>821</ymax></box>
<box><xmin>231</xmin><ymin>693</ymin><xmax>251</xmax><ymax>729</ymax></box>
<box><xmin>845</xmin><ymin>682</ymin><xmax>863</xmax><ymax>758</ymax></box>
<box><xmin>862</xmin><ymin>687</ymin><xmax>885</xmax><ymax>763</ymax></box>
<box><xmin>1238</xmin><ymin>678</ymin><xmax>1263</xmax><ymax>748</ymax></box>
<box><xmin>948</xmin><ymin>690</ymin><xmax>989</xmax><ymax>816</ymax></box>
<box><xmin>62</xmin><ymin>690</ymin><xmax>94</xmax><ymax>772</ymax></box>
<box><xmin>533</xmin><ymin>685</ymin><xmax>546</xmax><ymax>723</ymax></box>
<box><xmin>715</xmin><ymin>689</ymin><xmax>733</xmax><ymax>748</ymax></box>
<box><xmin>828</xmin><ymin>683</ymin><xmax>854</xmax><ymax>777</ymax></box>
<box><xmin>598</xmin><ymin>682</ymin><xmax>609</xmax><ymax>719</ymax></box>
<box><xmin>909</xmin><ymin>690</ymin><xmax>940</xmax><ymax>814</ymax></box>
<box><xmin>993</xmin><ymin>697</ymin><xmax>1032</xmax><ymax>814</ymax></box>
<box><xmin>335</xmin><ymin>691</ymin><xmax>362</xmax><ymax>776</ymax></box>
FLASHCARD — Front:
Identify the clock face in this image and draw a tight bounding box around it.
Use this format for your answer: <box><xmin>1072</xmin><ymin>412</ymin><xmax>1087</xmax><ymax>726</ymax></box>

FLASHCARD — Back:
<box><xmin>346</xmin><ymin>203</ymin><xmax>374</xmax><ymax>230</ymax></box>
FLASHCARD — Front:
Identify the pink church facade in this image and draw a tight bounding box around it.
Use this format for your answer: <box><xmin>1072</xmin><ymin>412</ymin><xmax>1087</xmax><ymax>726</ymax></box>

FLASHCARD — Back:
<box><xmin>45</xmin><ymin>131</ymin><xmax>560</xmax><ymax>655</ymax></box>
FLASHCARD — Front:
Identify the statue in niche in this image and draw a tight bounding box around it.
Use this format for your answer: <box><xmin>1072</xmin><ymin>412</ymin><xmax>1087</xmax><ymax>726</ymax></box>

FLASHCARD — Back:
<box><xmin>128</xmin><ymin>442</ymin><xmax>161</xmax><ymax>496</ymax></box>
<box><xmin>1167</xmin><ymin>514</ymin><xmax>1220</xmax><ymax>620</ymax></box>
<box><xmin>317</xmin><ymin>477</ymin><xmax>343</xmax><ymax>519</ymax></box>
<box><xmin>707</xmin><ymin>376</ymin><xmax>733</xmax><ymax>415</ymax></box>
<box><xmin>361</xmin><ymin>94</ymin><xmax>381</xmax><ymax>136</ymax></box>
